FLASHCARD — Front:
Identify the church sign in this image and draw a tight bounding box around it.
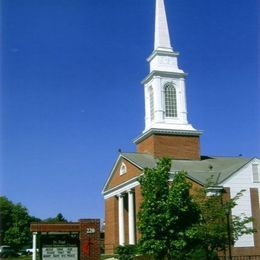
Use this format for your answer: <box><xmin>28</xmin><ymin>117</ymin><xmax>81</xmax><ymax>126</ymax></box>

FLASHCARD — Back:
<box><xmin>41</xmin><ymin>233</ymin><xmax>79</xmax><ymax>260</ymax></box>
<box><xmin>30</xmin><ymin>219</ymin><xmax>100</xmax><ymax>260</ymax></box>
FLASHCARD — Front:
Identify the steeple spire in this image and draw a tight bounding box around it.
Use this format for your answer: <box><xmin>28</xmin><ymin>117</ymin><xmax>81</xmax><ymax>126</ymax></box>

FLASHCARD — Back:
<box><xmin>154</xmin><ymin>0</ymin><xmax>172</xmax><ymax>51</ymax></box>
<box><xmin>134</xmin><ymin>0</ymin><xmax>201</xmax><ymax>160</ymax></box>
<box><xmin>136</xmin><ymin>0</ymin><xmax>199</xmax><ymax>136</ymax></box>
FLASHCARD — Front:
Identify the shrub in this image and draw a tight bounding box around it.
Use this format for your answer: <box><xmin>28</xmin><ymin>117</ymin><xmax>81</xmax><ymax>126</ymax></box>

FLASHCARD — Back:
<box><xmin>115</xmin><ymin>245</ymin><xmax>136</xmax><ymax>260</ymax></box>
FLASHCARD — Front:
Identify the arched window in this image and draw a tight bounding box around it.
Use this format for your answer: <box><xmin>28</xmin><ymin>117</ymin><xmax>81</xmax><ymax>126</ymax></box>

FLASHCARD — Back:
<box><xmin>164</xmin><ymin>83</ymin><xmax>177</xmax><ymax>117</ymax></box>
<box><xmin>149</xmin><ymin>87</ymin><xmax>154</xmax><ymax>121</ymax></box>
<box><xmin>120</xmin><ymin>162</ymin><xmax>127</xmax><ymax>176</ymax></box>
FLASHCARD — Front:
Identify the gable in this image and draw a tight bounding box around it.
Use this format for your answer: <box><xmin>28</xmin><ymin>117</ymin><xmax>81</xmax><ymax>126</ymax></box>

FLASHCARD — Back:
<box><xmin>104</xmin><ymin>157</ymin><xmax>143</xmax><ymax>192</ymax></box>
<box><xmin>221</xmin><ymin>158</ymin><xmax>260</xmax><ymax>187</ymax></box>
<box><xmin>102</xmin><ymin>153</ymin><xmax>256</xmax><ymax>195</ymax></box>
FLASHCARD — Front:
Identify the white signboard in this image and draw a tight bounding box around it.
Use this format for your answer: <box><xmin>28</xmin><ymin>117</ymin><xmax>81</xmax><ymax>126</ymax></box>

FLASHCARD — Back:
<box><xmin>42</xmin><ymin>247</ymin><xmax>78</xmax><ymax>260</ymax></box>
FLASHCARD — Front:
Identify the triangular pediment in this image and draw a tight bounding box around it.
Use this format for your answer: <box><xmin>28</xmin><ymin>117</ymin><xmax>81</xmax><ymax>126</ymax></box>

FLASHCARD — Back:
<box><xmin>102</xmin><ymin>154</ymin><xmax>143</xmax><ymax>194</ymax></box>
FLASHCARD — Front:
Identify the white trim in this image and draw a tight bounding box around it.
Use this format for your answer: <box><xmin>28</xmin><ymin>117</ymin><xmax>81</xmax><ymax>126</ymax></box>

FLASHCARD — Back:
<box><xmin>102</xmin><ymin>154</ymin><xmax>122</xmax><ymax>193</ymax></box>
<box><xmin>32</xmin><ymin>232</ymin><xmax>37</xmax><ymax>260</ymax></box>
<box><xmin>102</xmin><ymin>154</ymin><xmax>144</xmax><ymax>194</ymax></box>
<box><xmin>134</xmin><ymin>128</ymin><xmax>202</xmax><ymax>144</ymax></box>
<box><xmin>104</xmin><ymin>179</ymin><xmax>140</xmax><ymax>200</ymax></box>
<box><xmin>220</xmin><ymin>158</ymin><xmax>258</xmax><ymax>186</ymax></box>
<box><xmin>252</xmin><ymin>163</ymin><xmax>260</xmax><ymax>183</ymax></box>
<box><xmin>120</xmin><ymin>162</ymin><xmax>127</xmax><ymax>176</ymax></box>
<box><xmin>128</xmin><ymin>190</ymin><xmax>136</xmax><ymax>245</ymax></box>
<box><xmin>118</xmin><ymin>194</ymin><xmax>125</xmax><ymax>246</ymax></box>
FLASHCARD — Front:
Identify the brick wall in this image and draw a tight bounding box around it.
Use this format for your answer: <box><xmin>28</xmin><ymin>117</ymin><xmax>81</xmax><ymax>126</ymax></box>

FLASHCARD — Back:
<box><xmin>104</xmin><ymin>196</ymin><xmax>119</xmax><ymax>254</ymax></box>
<box><xmin>251</xmin><ymin>188</ymin><xmax>260</xmax><ymax>254</ymax></box>
<box><xmin>136</xmin><ymin>134</ymin><xmax>200</xmax><ymax>160</ymax></box>
<box><xmin>79</xmin><ymin>219</ymin><xmax>100</xmax><ymax>260</ymax></box>
<box><xmin>30</xmin><ymin>223</ymin><xmax>79</xmax><ymax>232</ymax></box>
<box><xmin>107</xmin><ymin>158</ymin><xmax>142</xmax><ymax>190</ymax></box>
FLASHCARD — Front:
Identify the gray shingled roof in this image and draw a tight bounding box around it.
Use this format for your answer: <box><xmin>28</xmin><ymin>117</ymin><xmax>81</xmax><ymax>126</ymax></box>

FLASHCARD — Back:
<box><xmin>121</xmin><ymin>152</ymin><xmax>252</xmax><ymax>185</ymax></box>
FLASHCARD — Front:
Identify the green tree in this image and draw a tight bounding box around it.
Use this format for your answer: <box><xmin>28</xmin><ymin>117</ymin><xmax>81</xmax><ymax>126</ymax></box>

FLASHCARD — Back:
<box><xmin>115</xmin><ymin>245</ymin><xmax>136</xmax><ymax>260</ymax></box>
<box><xmin>137</xmin><ymin>158</ymin><xmax>200</xmax><ymax>260</ymax></box>
<box><xmin>0</xmin><ymin>196</ymin><xmax>40</xmax><ymax>250</ymax></box>
<box><xmin>191</xmin><ymin>185</ymin><xmax>255</xmax><ymax>259</ymax></box>
<box><xmin>166</xmin><ymin>171</ymin><xmax>200</xmax><ymax>259</ymax></box>
<box><xmin>43</xmin><ymin>213</ymin><xmax>68</xmax><ymax>223</ymax></box>
<box><xmin>137</xmin><ymin>159</ymin><xmax>254</xmax><ymax>260</ymax></box>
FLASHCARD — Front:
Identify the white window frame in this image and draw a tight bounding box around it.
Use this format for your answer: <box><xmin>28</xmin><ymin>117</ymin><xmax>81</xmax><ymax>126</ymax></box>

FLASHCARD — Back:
<box><xmin>120</xmin><ymin>162</ymin><xmax>127</xmax><ymax>176</ymax></box>
<box><xmin>252</xmin><ymin>163</ymin><xmax>259</xmax><ymax>183</ymax></box>
<box><xmin>164</xmin><ymin>83</ymin><xmax>177</xmax><ymax>118</ymax></box>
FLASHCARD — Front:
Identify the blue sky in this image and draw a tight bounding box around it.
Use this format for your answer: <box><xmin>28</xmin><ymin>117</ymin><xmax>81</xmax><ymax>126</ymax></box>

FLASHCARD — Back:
<box><xmin>1</xmin><ymin>0</ymin><xmax>259</xmax><ymax>221</ymax></box>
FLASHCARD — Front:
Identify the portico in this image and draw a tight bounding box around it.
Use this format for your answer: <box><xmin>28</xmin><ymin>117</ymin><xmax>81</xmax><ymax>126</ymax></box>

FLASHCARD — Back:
<box><xmin>117</xmin><ymin>189</ymin><xmax>136</xmax><ymax>246</ymax></box>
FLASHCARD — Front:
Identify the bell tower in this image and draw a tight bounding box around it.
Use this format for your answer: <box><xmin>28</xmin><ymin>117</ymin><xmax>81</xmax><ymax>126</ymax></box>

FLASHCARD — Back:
<box><xmin>135</xmin><ymin>0</ymin><xmax>202</xmax><ymax>160</ymax></box>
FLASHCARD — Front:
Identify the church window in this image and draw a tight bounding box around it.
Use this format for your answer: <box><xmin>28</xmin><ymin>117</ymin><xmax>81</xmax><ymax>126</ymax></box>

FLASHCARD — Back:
<box><xmin>252</xmin><ymin>163</ymin><xmax>259</xmax><ymax>182</ymax></box>
<box><xmin>120</xmin><ymin>162</ymin><xmax>127</xmax><ymax>176</ymax></box>
<box><xmin>164</xmin><ymin>83</ymin><xmax>177</xmax><ymax>117</ymax></box>
<box><xmin>149</xmin><ymin>87</ymin><xmax>154</xmax><ymax>121</ymax></box>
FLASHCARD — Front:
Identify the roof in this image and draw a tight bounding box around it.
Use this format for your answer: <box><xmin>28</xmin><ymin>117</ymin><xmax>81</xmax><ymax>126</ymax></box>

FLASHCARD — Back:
<box><xmin>120</xmin><ymin>152</ymin><xmax>253</xmax><ymax>185</ymax></box>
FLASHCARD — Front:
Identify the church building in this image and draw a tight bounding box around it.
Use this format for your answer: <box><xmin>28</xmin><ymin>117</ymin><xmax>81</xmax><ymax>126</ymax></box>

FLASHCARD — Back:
<box><xmin>102</xmin><ymin>0</ymin><xmax>260</xmax><ymax>256</ymax></box>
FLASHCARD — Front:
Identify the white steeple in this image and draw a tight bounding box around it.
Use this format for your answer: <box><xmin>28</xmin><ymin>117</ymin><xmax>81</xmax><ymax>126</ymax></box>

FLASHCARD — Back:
<box><xmin>140</xmin><ymin>0</ymin><xmax>199</xmax><ymax>135</ymax></box>
<box><xmin>154</xmin><ymin>0</ymin><xmax>172</xmax><ymax>51</ymax></box>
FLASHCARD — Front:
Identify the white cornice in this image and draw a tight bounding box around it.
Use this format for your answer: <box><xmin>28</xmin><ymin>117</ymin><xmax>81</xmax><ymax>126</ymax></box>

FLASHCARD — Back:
<box><xmin>141</xmin><ymin>70</ymin><xmax>187</xmax><ymax>85</ymax></box>
<box><xmin>101</xmin><ymin>154</ymin><xmax>122</xmax><ymax>194</ymax></box>
<box><xmin>220</xmin><ymin>158</ymin><xmax>258</xmax><ymax>185</ymax></box>
<box><xmin>103</xmin><ymin>177</ymin><xmax>140</xmax><ymax>199</ymax></box>
<box><xmin>147</xmin><ymin>49</ymin><xmax>179</xmax><ymax>62</ymax></box>
<box><xmin>134</xmin><ymin>128</ymin><xmax>203</xmax><ymax>144</ymax></box>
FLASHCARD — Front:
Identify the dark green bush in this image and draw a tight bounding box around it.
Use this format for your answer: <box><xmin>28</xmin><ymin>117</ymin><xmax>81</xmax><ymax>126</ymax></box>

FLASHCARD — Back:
<box><xmin>115</xmin><ymin>245</ymin><xmax>136</xmax><ymax>260</ymax></box>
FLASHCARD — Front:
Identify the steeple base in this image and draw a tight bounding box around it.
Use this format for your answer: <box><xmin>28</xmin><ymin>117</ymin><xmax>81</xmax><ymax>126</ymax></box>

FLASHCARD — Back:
<box><xmin>134</xmin><ymin>128</ymin><xmax>201</xmax><ymax>160</ymax></box>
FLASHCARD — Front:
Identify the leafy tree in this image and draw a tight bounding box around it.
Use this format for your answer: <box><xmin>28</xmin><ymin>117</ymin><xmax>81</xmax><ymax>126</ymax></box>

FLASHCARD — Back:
<box><xmin>43</xmin><ymin>213</ymin><xmax>68</xmax><ymax>223</ymax></box>
<box><xmin>137</xmin><ymin>158</ymin><xmax>200</xmax><ymax>260</ymax></box>
<box><xmin>191</xmin><ymin>185</ymin><xmax>255</xmax><ymax>259</ymax></box>
<box><xmin>115</xmin><ymin>245</ymin><xmax>136</xmax><ymax>260</ymax></box>
<box><xmin>0</xmin><ymin>196</ymin><xmax>13</xmax><ymax>244</ymax></box>
<box><xmin>137</xmin><ymin>158</ymin><xmax>170</xmax><ymax>259</ymax></box>
<box><xmin>137</xmin><ymin>158</ymin><xmax>254</xmax><ymax>260</ymax></box>
<box><xmin>0</xmin><ymin>197</ymin><xmax>69</xmax><ymax>250</ymax></box>
<box><xmin>0</xmin><ymin>196</ymin><xmax>40</xmax><ymax>250</ymax></box>
<box><xmin>166</xmin><ymin>171</ymin><xmax>200</xmax><ymax>259</ymax></box>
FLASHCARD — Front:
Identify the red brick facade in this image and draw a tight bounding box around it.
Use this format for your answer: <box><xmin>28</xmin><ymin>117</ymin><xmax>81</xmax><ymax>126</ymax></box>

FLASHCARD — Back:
<box><xmin>104</xmin><ymin>197</ymin><xmax>119</xmax><ymax>254</ymax></box>
<box><xmin>107</xmin><ymin>158</ymin><xmax>142</xmax><ymax>190</ymax></box>
<box><xmin>136</xmin><ymin>134</ymin><xmax>200</xmax><ymax>160</ymax></box>
<box><xmin>79</xmin><ymin>219</ymin><xmax>100</xmax><ymax>260</ymax></box>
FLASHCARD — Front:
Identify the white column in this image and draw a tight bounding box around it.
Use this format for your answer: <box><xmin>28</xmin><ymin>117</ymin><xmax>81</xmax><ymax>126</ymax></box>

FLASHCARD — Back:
<box><xmin>153</xmin><ymin>77</ymin><xmax>164</xmax><ymax>123</ymax></box>
<box><xmin>144</xmin><ymin>84</ymin><xmax>151</xmax><ymax>130</ymax></box>
<box><xmin>128</xmin><ymin>189</ymin><xmax>135</xmax><ymax>245</ymax></box>
<box><xmin>179</xmin><ymin>78</ymin><xmax>188</xmax><ymax>124</ymax></box>
<box><xmin>118</xmin><ymin>194</ymin><xmax>125</xmax><ymax>246</ymax></box>
<box><xmin>32</xmin><ymin>232</ymin><xmax>37</xmax><ymax>260</ymax></box>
